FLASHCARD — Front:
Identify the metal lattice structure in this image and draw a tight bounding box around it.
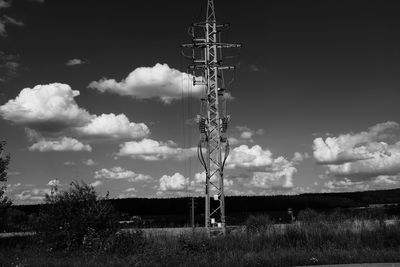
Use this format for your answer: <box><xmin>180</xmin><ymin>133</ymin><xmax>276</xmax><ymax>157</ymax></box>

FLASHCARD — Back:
<box><xmin>182</xmin><ymin>0</ymin><xmax>241</xmax><ymax>234</ymax></box>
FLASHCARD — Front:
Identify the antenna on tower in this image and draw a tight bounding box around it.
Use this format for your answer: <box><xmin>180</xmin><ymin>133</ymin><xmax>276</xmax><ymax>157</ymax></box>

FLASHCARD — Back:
<box><xmin>182</xmin><ymin>0</ymin><xmax>241</xmax><ymax>235</ymax></box>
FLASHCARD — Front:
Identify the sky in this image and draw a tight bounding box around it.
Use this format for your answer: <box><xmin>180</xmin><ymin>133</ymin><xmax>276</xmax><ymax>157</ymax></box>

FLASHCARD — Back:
<box><xmin>1</xmin><ymin>0</ymin><xmax>400</xmax><ymax>204</ymax></box>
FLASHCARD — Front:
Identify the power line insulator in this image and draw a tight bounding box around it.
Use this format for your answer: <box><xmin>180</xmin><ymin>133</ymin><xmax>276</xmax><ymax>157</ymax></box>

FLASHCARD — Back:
<box><xmin>221</xmin><ymin>117</ymin><xmax>229</xmax><ymax>133</ymax></box>
<box><xmin>199</xmin><ymin>117</ymin><xmax>207</xmax><ymax>134</ymax></box>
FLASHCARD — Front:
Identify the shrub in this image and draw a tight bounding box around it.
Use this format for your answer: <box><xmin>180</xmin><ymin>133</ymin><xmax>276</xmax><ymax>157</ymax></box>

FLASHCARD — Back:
<box><xmin>103</xmin><ymin>230</ymin><xmax>146</xmax><ymax>255</ymax></box>
<box><xmin>0</xmin><ymin>141</ymin><xmax>11</xmax><ymax>232</ymax></box>
<box><xmin>36</xmin><ymin>181</ymin><xmax>118</xmax><ymax>251</ymax></box>
<box><xmin>4</xmin><ymin>208</ymin><xmax>29</xmax><ymax>232</ymax></box>
<box><xmin>297</xmin><ymin>208</ymin><xmax>323</xmax><ymax>223</ymax></box>
<box><xmin>245</xmin><ymin>214</ymin><xmax>273</xmax><ymax>233</ymax></box>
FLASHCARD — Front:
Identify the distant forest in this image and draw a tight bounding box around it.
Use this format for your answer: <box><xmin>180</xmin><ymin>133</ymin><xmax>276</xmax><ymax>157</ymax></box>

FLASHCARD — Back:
<box><xmin>13</xmin><ymin>188</ymin><xmax>400</xmax><ymax>227</ymax></box>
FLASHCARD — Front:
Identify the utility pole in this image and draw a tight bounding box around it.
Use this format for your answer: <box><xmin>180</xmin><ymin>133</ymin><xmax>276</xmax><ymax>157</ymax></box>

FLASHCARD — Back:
<box><xmin>182</xmin><ymin>0</ymin><xmax>241</xmax><ymax>235</ymax></box>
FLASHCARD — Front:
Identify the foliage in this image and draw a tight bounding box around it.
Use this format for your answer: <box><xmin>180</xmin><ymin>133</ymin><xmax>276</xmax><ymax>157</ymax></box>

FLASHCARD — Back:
<box><xmin>1</xmin><ymin>210</ymin><xmax>400</xmax><ymax>266</ymax></box>
<box><xmin>245</xmin><ymin>214</ymin><xmax>273</xmax><ymax>233</ymax></box>
<box><xmin>297</xmin><ymin>208</ymin><xmax>323</xmax><ymax>223</ymax></box>
<box><xmin>0</xmin><ymin>141</ymin><xmax>11</xmax><ymax>231</ymax></box>
<box><xmin>103</xmin><ymin>230</ymin><xmax>146</xmax><ymax>255</ymax></box>
<box><xmin>36</xmin><ymin>181</ymin><xmax>118</xmax><ymax>251</ymax></box>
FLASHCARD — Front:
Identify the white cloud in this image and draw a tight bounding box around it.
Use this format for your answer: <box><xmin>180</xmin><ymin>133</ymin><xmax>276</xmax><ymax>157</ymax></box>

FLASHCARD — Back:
<box><xmin>78</xmin><ymin>113</ymin><xmax>149</xmax><ymax>139</ymax></box>
<box><xmin>0</xmin><ymin>83</ymin><xmax>150</xmax><ymax>148</ymax></box>
<box><xmin>225</xmin><ymin>144</ymin><xmax>297</xmax><ymax>190</ymax></box>
<box><xmin>323</xmin><ymin>175</ymin><xmax>400</xmax><ymax>193</ymax></box>
<box><xmin>292</xmin><ymin>152</ymin><xmax>310</xmax><ymax>163</ymax></box>
<box><xmin>14</xmin><ymin>188</ymin><xmax>50</xmax><ymax>202</ymax></box>
<box><xmin>313</xmin><ymin>121</ymin><xmax>399</xmax><ymax>164</ymax></box>
<box><xmin>228</xmin><ymin>126</ymin><xmax>264</xmax><ymax>146</ymax></box>
<box><xmin>118</xmin><ymin>138</ymin><xmax>196</xmax><ymax>161</ymax></box>
<box><xmin>189</xmin><ymin>171</ymin><xmax>234</xmax><ymax>193</ymax></box>
<box><xmin>226</xmin><ymin>145</ymin><xmax>273</xmax><ymax>169</ymax></box>
<box><xmin>313</xmin><ymin>122</ymin><xmax>400</xmax><ymax>182</ymax></box>
<box><xmin>64</xmin><ymin>161</ymin><xmax>76</xmax><ymax>166</ymax></box>
<box><xmin>83</xmin><ymin>158</ymin><xmax>96</xmax><ymax>166</ymax></box>
<box><xmin>94</xmin><ymin>166</ymin><xmax>152</xmax><ymax>182</ymax></box>
<box><xmin>251</xmin><ymin>167</ymin><xmax>295</xmax><ymax>190</ymax></box>
<box><xmin>323</xmin><ymin>178</ymin><xmax>370</xmax><ymax>192</ymax></box>
<box><xmin>90</xmin><ymin>180</ymin><xmax>103</xmax><ymax>187</ymax></box>
<box><xmin>325</xmin><ymin>145</ymin><xmax>400</xmax><ymax>179</ymax></box>
<box><xmin>47</xmin><ymin>179</ymin><xmax>61</xmax><ymax>187</ymax></box>
<box><xmin>0</xmin><ymin>83</ymin><xmax>92</xmax><ymax>132</ymax></box>
<box><xmin>125</xmin><ymin>187</ymin><xmax>136</xmax><ymax>192</ymax></box>
<box><xmin>159</xmin><ymin>172</ymin><xmax>188</xmax><ymax>191</ymax></box>
<box><xmin>65</xmin><ymin>58</ymin><xmax>86</xmax><ymax>66</ymax></box>
<box><xmin>29</xmin><ymin>137</ymin><xmax>92</xmax><ymax>152</ymax></box>
<box><xmin>88</xmin><ymin>63</ymin><xmax>205</xmax><ymax>104</ymax></box>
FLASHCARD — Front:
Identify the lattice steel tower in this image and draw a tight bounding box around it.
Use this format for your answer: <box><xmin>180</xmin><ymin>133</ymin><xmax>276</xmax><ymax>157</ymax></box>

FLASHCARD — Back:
<box><xmin>182</xmin><ymin>0</ymin><xmax>241</xmax><ymax>234</ymax></box>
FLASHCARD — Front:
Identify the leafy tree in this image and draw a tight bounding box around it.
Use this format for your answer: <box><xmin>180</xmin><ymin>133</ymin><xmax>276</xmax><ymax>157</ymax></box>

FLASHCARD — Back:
<box><xmin>37</xmin><ymin>181</ymin><xmax>118</xmax><ymax>251</ymax></box>
<box><xmin>0</xmin><ymin>141</ymin><xmax>11</xmax><ymax>231</ymax></box>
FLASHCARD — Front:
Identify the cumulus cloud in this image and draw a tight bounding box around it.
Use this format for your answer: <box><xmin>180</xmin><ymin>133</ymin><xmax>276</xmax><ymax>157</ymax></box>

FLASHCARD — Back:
<box><xmin>94</xmin><ymin>166</ymin><xmax>152</xmax><ymax>182</ymax></box>
<box><xmin>237</xmin><ymin>126</ymin><xmax>263</xmax><ymax>140</ymax></box>
<box><xmin>78</xmin><ymin>113</ymin><xmax>149</xmax><ymax>139</ymax></box>
<box><xmin>226</xmin><ymin>145</ymin><xmax>273</xmax><ymax>169</ymax></box>
<box><xmin>313</xmin><ymin>121</ymin><xmax>399</xmax><ymax>164</ymax></box>
<box><xmin>322</xmin><ymin>174</ymin><xmax>400</xmax><ymax>193</ymax></box>
<box><xmin>0</xmin><ymin>83</ymin><xmax>92</xmax><ymax>132</ymax></box>
<box><xmin>159</xmin><ymin>172</ymin><xmax>188</xmax><ymax>191</ymax></box>
<box><xmin>0</xmin><ymin>83</ymin><xmax>150</xmax><ymax>149</ymax></box>
<box><xmin>189</xmin><ymin>171</ymin><xmax>234</xmax><ymax>193</ymax></box>
<box><xmin>313</xmin><ymin>122</ymin><xmax>400</xmax><ymax>182</ymax></box>
<box><xmin>47</xmin><ymin>179</ymin><xmax>61</xmax><ymax>187</ymax></box>
<box><xmin>225</xmin><ymin>144</ymin><xmax>297</xmax><ymax>190</ymax></box>
<box><xmin>118</xmin><ymin>138</ymin><xmax>196</xmax><ymax>161</ymax></box>
<box><xmin>14</xmin><ymin>188</ymin><xmax>50</xmax><ymax>202</ymax></box>
<box><xmin>29</xmin><ymin>137</ymin><xmax>92</xmax><ymax>152</ymax></box>
<box><xmin>292</xmin><ymin>152</ymin><xmax>310</xmax><ymax>163</ymax></box>
<box><xmin>251</xmin><ymin>168</ymin><xmax>295</xmax><ymax>189</ymax></box>
<box><xmin>65</xmin><ymin>58</ymin><xmax>87</xmax><ymax>66</ymax></box>
<box><xmin>88</xmin><ymin>63</ymin><xmax>205</xmax><ymax>104</ymax></box>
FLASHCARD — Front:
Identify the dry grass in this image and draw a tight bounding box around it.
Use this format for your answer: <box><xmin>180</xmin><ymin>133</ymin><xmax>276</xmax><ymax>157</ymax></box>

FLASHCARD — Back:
<box><xmin>1</xmin><ymin>214</ymin><xmax>400</xmax><ymax>266</ymax></box>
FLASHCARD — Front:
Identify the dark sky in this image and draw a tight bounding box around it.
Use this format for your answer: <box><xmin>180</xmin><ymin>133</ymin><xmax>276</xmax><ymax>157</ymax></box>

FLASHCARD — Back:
<box><xmin>1</xmin><ymin>0</ymin><xmax>400</xmax><ymax>204</ymax></box>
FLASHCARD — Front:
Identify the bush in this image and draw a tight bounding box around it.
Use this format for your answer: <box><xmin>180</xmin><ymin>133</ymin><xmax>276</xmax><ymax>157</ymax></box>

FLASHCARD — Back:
<box><xmin>297</xmin><ymin>208</ymin><xmax>323</xmax><ymax>223</ymax></box>
<box><xmin>103</xmin><ymin>230</ymin><xmax>146</xmax><ymax>255</ymax></box>
<box><xmin>245</xmin><ymin>214</ymin><xmax>273</xmax><ymax>233</ymax></box>
<box><xmin>36</xmin><ymin>181</ymin><xmax>118</xmax><ymax>251</ymax></box>
<box><xmin>0</xmin><ymin>141</ymin><xmax>11</xmax><ymax>232</ymax></box>
<box><xmin>4</xmin><ymin>208</ymin><xmax>29</xmax><ymax>232</ymax></box>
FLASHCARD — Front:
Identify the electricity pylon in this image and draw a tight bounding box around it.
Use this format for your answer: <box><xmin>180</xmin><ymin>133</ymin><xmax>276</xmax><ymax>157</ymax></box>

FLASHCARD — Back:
<box><xmin>182</xmin><ymin>0</ymin><xmax>241</xmax><ymax>234</ymax></box>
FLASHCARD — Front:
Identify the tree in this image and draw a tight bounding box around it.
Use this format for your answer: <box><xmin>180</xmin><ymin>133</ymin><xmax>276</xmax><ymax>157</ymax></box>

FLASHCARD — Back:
<box><xmin>37</xmin><ymin>181</ymin><xmax>118</xmax><ymax>251</ymax></box>
<box><xmin>0</xmin><ymin>141</ymin><xmax>11</xmax><ymax>231</ymax></box>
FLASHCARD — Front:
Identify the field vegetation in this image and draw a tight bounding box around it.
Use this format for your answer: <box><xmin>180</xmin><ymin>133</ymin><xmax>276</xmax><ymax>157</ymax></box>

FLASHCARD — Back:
<box><xmin>1</xmin><ymin>182</ymin><xmax>400</xmax><ymax>266</ymax></box>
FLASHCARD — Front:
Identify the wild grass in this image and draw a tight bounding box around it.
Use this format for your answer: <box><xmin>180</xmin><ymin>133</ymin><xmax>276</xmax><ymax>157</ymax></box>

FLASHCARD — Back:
<box><xmin>1</xmin><ymin>211</ymin><xmax>400</xmax><ymax>266</ymax></box>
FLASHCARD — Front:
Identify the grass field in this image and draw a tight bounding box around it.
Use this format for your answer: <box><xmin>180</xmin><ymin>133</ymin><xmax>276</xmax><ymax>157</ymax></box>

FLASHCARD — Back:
<box><xmin>1</xmin><ymin>214</ymin><xmax>400</xmax><ymax>267</ymax></box>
